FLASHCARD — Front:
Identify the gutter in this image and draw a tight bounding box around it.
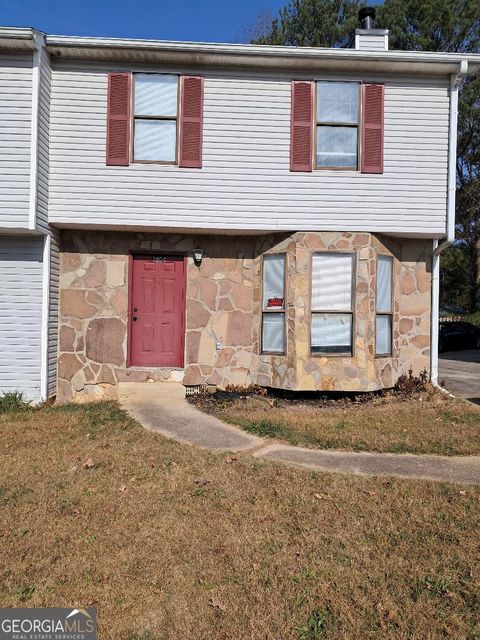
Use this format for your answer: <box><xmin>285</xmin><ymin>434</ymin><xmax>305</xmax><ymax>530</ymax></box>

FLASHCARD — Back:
<box><xmin>45</xmin><ymin>34</ymin><xmax>480</xmax><ymax>75</ymax></box>
<box><xmin>430</xmin><ymin>59</ymin><xmax>468</xmax><ymax>385</ymax></box>
<box><xmin>44</xmin><ymin>34</ymin><xmax>480</xmax><ymax>64</ymax></box>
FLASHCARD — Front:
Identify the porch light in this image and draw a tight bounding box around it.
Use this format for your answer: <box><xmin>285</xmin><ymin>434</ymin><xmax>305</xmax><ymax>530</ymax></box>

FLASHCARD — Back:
<box><xmin>193</xmin><ymin>248</ymin><xmax>204</xmax><ymax>266</ymax></box>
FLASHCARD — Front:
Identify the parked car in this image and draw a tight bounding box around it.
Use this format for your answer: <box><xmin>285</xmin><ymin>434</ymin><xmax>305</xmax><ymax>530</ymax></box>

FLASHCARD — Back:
<box><xmin>438</xmin><ymin>321</ymin><xmax>480</xmax><ymax>352</ymax></box>
<box><xmin>439</xmin><ymin>304</ymin><xmax>468</xmax><ymax>319</ymax></box>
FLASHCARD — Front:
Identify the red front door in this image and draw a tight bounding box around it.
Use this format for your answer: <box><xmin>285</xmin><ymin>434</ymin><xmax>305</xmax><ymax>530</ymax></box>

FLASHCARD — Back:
<box><xmin>129</xmin><ymin>255</ymin><xmax>186</xmax><ymax>367</ymax></box>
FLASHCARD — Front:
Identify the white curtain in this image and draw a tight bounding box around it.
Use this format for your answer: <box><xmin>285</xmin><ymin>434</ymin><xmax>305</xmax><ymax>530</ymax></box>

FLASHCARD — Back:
<box><xmin>376</xmin><ymin>315</ymin><xmax>392</xmax><ymax>355</ymax></box>
<box><xmin>317</xmin><ymin>81</ymin><xmax>359</xmax><ymax>124</ymax></box>
<box><xmin>316</xmin><ymin>126</ymin><xmax>358</xmax><ymax>168</ymax></box>
<box><xmin>312</xmin><ymin>253</ymin><xmax>353</xmax><ymax>311</ymax></box>
<box><xmin>262</xmin><ymin>313</ymin><xmax>285</xmax><ymax>353</ymax></box>
<box><xmin>262</xmin><ymin>254</ymin><xmax>285</xmax><ymax>310</ymax></box>
<box><xmin>377</xmin><ymin>255</ymin><xmax>393</xmax><ymax>313</ymax></box>
<box><xmin>134</xmin><ymin>120</ymin><xmax>176</xmax><ymax>162</ymax></box>
<box><xmin>311</xmin><ymin>313</ymin><xmax>352</xmax><ymax>352</ymax></box>
<box><xmin>134</xmin><ymin>74</ymin><xmax>178</xmax><ymax>117</ymax></box>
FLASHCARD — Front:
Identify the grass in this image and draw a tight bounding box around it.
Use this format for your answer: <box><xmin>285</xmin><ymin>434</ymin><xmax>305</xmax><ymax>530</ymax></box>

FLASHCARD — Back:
<box><xmin>0</xmin><ymin>391</ymin><xmax>32</xmax><ymax>414</ymax></box>
<box><xmin>1</xmin><ymin>401</ymin><xmax>480</xmax><ymax>639</ymax></box>
<box><xmin>191</xmin><ymin>389</ymin><xmax>480</xmax><ymax>456</ymax></box>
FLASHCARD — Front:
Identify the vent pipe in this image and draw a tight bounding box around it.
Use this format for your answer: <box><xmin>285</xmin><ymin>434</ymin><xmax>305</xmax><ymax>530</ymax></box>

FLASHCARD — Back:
<box><xmin>358</xmin><ymin>7</ymin><xmax>376</xmax><ymax>30</ymax></box>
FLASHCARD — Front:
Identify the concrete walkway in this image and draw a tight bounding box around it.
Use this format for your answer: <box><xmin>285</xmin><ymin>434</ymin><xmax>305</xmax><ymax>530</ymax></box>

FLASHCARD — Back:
<box><xmin>119</xmin><ymin>382</ymin><xmax>480</xmax><ymax>486</ymax></box>
<box><xmin>119</xmin><ymin>382</ymin><xmax>262</xmax><ymax>451</ymax></box>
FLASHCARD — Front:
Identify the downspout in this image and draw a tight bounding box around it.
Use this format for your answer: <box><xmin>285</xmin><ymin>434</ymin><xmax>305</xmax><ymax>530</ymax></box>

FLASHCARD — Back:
<box><xmin>40</xmin><ymin>234</ymin><xmax>51</xmax><ymax>401</ymax></box>
<box><xmin>430</xmin><ymin>59</ymin><xmax>468</xmax><ymax>384</ymax></box>
<box><xmin>28</xmin><ymin>31</ymin><xmax>43</xmax><ymax>232</ymax></box>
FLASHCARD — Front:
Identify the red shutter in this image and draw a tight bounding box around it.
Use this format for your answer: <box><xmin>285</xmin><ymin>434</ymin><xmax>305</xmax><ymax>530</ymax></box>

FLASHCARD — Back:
<box><xmin>361</xmin><ymin>83</ymin><xmax>384</xmax><ymax>174</ymax></box>
<box><xmin>290</xmin><ymin>81</ymin><xmax>314</xmax><ymax>172</ymax></box>
<box><xmin>179</xmin><ymin>76</ymin><xmax>204</xmax><ymax>168</ymax></box>
<box><xmin>106</xmin><ymin>72</ymin><xmax>131</xmax><ymax>166</ymax></box>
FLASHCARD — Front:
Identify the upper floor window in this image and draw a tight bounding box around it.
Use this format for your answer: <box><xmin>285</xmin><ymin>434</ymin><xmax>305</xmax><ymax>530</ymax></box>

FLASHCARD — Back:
<box><xmin>311</xmin><ymin>252</ymin><xmax>354</xmax><ymax>356</ymax></box>
<box><xmin>316</xmin><ymin>81</ymin><xmax>359</xmax><ymax>170</ymax></box>
<box><xmin>133</xmin><ymin>74</ymin><xmax>178</xmax><ymax>163</ymax></box>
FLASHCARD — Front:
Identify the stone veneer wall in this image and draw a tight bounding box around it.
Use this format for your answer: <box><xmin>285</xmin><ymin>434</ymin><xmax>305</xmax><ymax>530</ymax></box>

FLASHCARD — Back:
<box><xmin>57</xmin><ymin>230</ymin><xmax>432</xmax><ymax>402</ymax></box>
<box><xmin>250</xmin><ymin>233</ymin><xmax>432</xmax><ymax>392</ymax></box>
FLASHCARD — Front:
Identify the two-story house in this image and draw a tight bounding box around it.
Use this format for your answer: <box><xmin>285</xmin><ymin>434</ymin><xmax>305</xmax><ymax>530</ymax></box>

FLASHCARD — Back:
<box><xmin>1</xmin><ymin>11</ymin><xmax>479</xmax><ymax>403</ymax></box>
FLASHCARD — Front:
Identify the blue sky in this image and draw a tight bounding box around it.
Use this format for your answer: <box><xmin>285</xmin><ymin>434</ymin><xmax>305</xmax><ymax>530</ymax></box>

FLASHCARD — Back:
<box><xmin>0</xmin><ymin>0</ymin><xmax>289</xmax><ymax>43</ymax></box>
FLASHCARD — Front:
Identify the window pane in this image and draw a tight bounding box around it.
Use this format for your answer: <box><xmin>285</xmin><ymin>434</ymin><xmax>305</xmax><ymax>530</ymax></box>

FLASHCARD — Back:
<box><xmin>317</xmin><ymin>81</ymin><xmax>359</xmax><ymax>124</ymax></box>
<box><xmin>317</xmin><ymin>126</ymin><xmax>357</xmax><ymax>168</ymax></box>
<box><xmin>311</xmin><ymin>313</ymin><xmax>352</xmax><ymax>355</ymax></box>
<box><xmin>377</xmin><ymin>255</ymin><xmax>393</xmax><ymax>313</ymax></box>
<box><xmin>262</xmin><ymin>313</ymin><xmax>285</xmax><ymax>353</ymax></box>
<box><xmin>376</xmin><ymin>314</ymin><xmax>392</xmax><ymax>355</ymax></box>
<box><xmin>134</xmin><ymin>119</ymin><xmax>176</xmax><ymax>162</ymax></box>
<box><xmin>134</xmin><ymin>74</ymin><xmax>178</xmax><ymax>117</ymax></box>
<box><xmin>262</xmin><ymin>254</ymin><xmax>285</xmax><ymax>311</ymax></box>
<box><xmin>312</xmin><ymin>253</ymin><xmax>353</xmax><ymax>311</ymax></box>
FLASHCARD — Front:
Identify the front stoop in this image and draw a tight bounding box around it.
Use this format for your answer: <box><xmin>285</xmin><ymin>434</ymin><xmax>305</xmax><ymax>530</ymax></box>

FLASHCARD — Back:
<box><xmin>119</xmin><ymin>381</ymin><xmax>186</xmax><ymax>400</ymax></box>
<box><xmin>121</xmin><ymin>367</ymin><xmax>184</xmax><ymax>384</ymax></box>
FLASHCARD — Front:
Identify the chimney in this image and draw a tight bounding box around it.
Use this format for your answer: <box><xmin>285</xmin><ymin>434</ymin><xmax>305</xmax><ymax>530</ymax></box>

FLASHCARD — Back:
<box><xmin>354</xmin><ymin>6</ymin><xmax>389</xmax><ymax>51</ymax></box>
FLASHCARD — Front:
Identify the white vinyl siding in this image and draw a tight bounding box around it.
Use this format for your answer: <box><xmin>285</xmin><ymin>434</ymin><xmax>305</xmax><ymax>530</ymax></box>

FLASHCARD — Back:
<box><xmin>0</xmin><ymin>54</ymin><xmax>32</xmax><ymax>229</ymax></box>
<box><xmin>36</xmin><ymin>45</ymin><xmax>51</xmax><ymax>234</ymax></box>
<box><xmin>48</xmin><ymin>63</ymin><xmax>449</xmax><ymax>235</ymax></box>
<box><xmin>0</xmin><ymin>236</ymin><xmax>43</xmax><ymax>401</ymax></box>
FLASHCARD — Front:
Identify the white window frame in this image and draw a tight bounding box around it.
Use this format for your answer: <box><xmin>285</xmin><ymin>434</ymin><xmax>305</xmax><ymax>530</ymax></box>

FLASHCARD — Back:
<box><xmin>261</xmin><ymin>253</ymin><xmax>287</xmax><ymax>355</ymax></box>
<box><xmin>375</xmin><ymin>254</ymin><xmax>394</xmax><ymax>357</ymax></box>
<box><xmin>132</xmin><ymin>72</ymin><xmax>179</xmax><ymax>165</ymax></box>
<box><xmin>315</xmin><ymin>81</ymin><xmax>360</xmax><ymax>171</ymax></box>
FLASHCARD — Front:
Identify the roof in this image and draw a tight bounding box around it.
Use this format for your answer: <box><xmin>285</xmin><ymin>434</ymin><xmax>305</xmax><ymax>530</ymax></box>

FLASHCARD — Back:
<box><xmin>1</xmin><ymin>26</ymin><xmax>480</xmax><ymax>75</ymax></box>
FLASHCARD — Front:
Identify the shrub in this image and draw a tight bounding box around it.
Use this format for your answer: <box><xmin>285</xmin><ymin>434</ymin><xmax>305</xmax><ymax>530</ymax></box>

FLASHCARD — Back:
<box><xmin>0</xmin><ymin>391</ymin><xmax>32</xmax><ymax>414</ymax></box>
<box><xmin>395</xmin><ymin>369</ymin><xmax>429</xmax><ymax>396</ymax></box>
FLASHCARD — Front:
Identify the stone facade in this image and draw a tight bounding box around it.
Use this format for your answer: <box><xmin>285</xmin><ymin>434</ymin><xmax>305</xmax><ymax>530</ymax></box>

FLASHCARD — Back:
<box><xmin>57</xmin><ymin>230</ymin><xmax>432</xmax><ymax>402</ymax></box>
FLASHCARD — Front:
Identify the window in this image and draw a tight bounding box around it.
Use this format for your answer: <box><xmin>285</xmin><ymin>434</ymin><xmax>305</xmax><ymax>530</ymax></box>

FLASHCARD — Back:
<box><xmin>311</xmin><ymin>253</ymin><xmax>354</xmax><ymax>355</ymax></box>
<box><xmin>262</xmin><ymin>254</ymin><xmax>286</xmax><ymax>354</ymax></box>
<box><xmin>376</xmin><ymin>255</ymin><xmax>393</xmax><ymax>356</ymax></box>
<box><xmin>133</xmin><ymin>74</ymin><xmax>178</xmax><ymax>163</ymax></box>
<box><xmin>316</xmin><ymin>81</ymin><xmax>359</xmax><ymax>169</ymax></box>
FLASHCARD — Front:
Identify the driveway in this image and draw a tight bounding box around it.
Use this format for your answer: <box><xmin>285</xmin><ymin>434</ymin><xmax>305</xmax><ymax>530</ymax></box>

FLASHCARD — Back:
<box><xmin>439</xmin><ymin>349</ymin><xmax>480</xmax><ymax>404</ymax></box>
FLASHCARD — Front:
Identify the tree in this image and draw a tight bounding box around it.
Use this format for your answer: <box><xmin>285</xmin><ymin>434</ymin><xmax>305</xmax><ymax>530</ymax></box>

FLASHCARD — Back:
<box><xmin>250</xmin><ymin>0</ymin><xmax>480</xmax><ymax>311</ymax></box>
<box><xmin>250</xmin><ymin>0</ymin><xmax>361</xmax><ymax>48</ymax></box>
<box><xmin>376</xmin><ymin>1</ymin><xmax>480</xmax><ymax>311</ymax></box>
<box><xmin>376</xmin><ymin>0</ymin><xmax>480</xmax><ymax>52</ymax></box>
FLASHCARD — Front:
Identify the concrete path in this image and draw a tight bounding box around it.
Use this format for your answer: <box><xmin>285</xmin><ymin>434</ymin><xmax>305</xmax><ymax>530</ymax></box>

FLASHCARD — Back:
<box><xmin>119</xmin><ymin>382</ymin><xmax>262</xmax><ymax>451</ymax></box>
<box><xmin>439</xmin><ymin>350</ymin><xmax>480</xmax><ymax>405</ymax></box>
<box><xmin>119</xmin><ymin>382</ymin><xmax>480</xmax><ymax>485</ymax></box>
<box><xmin>254</xmin><ymin>444</ymin><xmax>480</xmax><ymax>485</ymax></box>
